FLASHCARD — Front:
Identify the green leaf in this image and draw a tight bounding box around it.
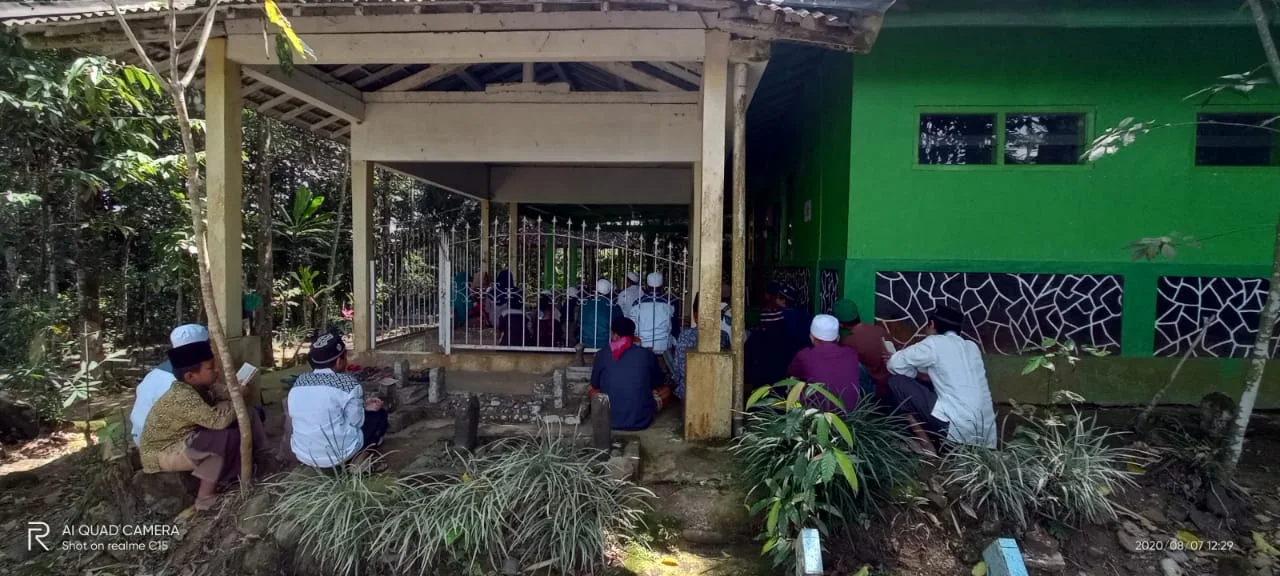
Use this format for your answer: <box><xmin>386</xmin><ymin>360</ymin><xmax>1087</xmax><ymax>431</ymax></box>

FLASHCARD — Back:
<box><xmin>832</xmin><ymin>448</ymin><xmax>859</xmax><ymax>493</ymax></box>
<box><xmin>746</xmin><ymin>385</ymin><xmax>773</xmax><ymax>408</ymax></box>
<box><xmin>785</xmin><ymin>380</ymin><xmax>806</xmax><ymax>407</ymax></box>
<box><xmin>1021</xmin><ymin>356</ymin><xmax>1044</xmax><ymax>375</ymax></box>
<box><xmin>826</xmin><ymin>413</ymin><xmax>854</xmax><ymax>447</ymax></box>
<box><xmin>766</xmin><ymin>500</ymin><xmax>781</xmax><ymax>533</ymax></box>
<box><xmin>972</xmin><ymin>560</ymin><xmax>988</xmax><ymax>576</ymax></box>
<box><xmin>807</xmin><ymin>383</ymin><xmax>847</xmax><ymax>412</ymax></box>
<box><xmin>816</xmin><ymin>415</ymin><xmax>830</xmax><ymax>446</ymax></box>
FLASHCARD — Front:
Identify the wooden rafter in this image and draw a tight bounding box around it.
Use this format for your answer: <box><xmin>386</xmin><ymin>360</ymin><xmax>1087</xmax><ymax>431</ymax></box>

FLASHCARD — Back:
<box><xmin>586</xmin><ymin>62</ymin><xmax>684</xmax><ymax>92</ymax></box>
<box><xmin>456</xmin><ymin>69</ymin><xmax>483</xmax><ymax>90</ymax></box>
<box><xmin>352</xmin><ymin>64</ymin><xmax>409</xmax><ymax>89</ymax></box>
<box><xmin>378</xmin><ymin>64</ymin><xmax>465</xmax><ymax>92</ymax></box>
<box><xmin>648</xmin><ymin>61</ymin><xmax>701</xmax><ymax>86</ymax></box>
<box><xmin>280</xmin><ymin>104</ymin><xmax>314</xmax><ymax>121</ymax></box>
<box><xmin>258</xmin><ymin>92</ymin><xmax>295</xmax><ymax>112</ymax></box>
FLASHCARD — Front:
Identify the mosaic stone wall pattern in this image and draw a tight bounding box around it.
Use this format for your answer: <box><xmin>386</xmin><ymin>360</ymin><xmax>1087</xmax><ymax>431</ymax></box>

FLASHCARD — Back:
<box><xmin>772</xmin><ymin>267</ymin><xmax>812</xmax><ymax>311</ymax></box>
<box><xmin>820</xmin><ymin>269</ymin><xmax>841</xmax><ymax>314</ymax></box>
<box><xmin>875</xmin><ymin>271</ymin><xmax>1124</xmax><ymax>354</ymax></box>
<box><xmin>1155</xmin><ymin>276</ymin><xmax>1280</xmax><ymax>358</ymax></box>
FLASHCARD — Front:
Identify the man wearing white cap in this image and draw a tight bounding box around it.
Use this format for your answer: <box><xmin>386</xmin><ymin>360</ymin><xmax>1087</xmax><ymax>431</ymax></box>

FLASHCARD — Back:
<box><xmin>130</xmin><ymin>324</ymin><xmax>208</xmax><ymax>446</ymax></box>
<box><xmin>579</xmin><ymin>279</ymin><xmax>623</xmax><ymax>349</ymax></box>
<box><xmin>627</xmin><ymin>272</ymin><xmax>676</xmax><ymax>353</ymax></box>
<box><xmin>787</xmin><ymin>314</ymin><xmax>862</xmax><ymax>411</ymax></box>
<box><xmin>616</xmin><ymin>271</ymin><xmax>643</xmax><ymax>316</ymax></box>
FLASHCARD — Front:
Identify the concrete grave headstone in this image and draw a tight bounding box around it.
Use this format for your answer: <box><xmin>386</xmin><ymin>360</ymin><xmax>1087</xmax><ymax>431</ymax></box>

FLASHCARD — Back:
<box><xmin>454</xmin><ymin>394</ymin><xmax>480</xmax><ymax>451</ymax></box>
<box><xmin>591</xmin><ymin>393</ymin><xmax>612</xmax><ymax>453</ymax></box>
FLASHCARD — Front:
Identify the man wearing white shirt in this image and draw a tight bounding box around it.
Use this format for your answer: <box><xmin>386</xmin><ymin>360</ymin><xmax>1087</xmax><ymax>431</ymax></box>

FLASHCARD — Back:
<box><xmin>287</xmin><ymin>331</ymin><xmax>388</xmax><ymax>469</ymax></box>
<box><xmin>616</xmin><ymin>271</ymin><xmax>643</xmax><ymax>316</ymax></box>
<box><xmin>129</xmin><ymin>324</ymin><xmax>208</xmax><ymax>446</ymax></box>
<box><xmin>627</xmin><ymin>272</ymin><xmax>676</xmax><ymax>354</ymax></box>
<box><xmin>886</xmin><ymin>306</ymin><xmax>997</xmax><ymax>452</ymax></box>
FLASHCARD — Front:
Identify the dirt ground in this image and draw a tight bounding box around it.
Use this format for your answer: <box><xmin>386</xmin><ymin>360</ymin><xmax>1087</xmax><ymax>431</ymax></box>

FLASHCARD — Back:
<box><xmin>6</xmin><ymin>369</ymin><xmax>1280</xmax><ymax>575</ymax></box>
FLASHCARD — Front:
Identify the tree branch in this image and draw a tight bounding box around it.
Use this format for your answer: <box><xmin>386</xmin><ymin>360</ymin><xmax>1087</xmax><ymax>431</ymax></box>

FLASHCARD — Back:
<box><xmin>106</xmin><ymin>0</ymin><xmax>166</xmax><ymax>88</ymax></box>
<box><xmin>181</xmin><ymin>0</ymin><xmax>224</xmax><ymax>88</ymax></box>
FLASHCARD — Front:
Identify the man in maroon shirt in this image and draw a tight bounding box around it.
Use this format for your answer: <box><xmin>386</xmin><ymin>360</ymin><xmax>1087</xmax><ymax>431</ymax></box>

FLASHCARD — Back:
<box><xmin>787</xmin><ymin>314</ymin><xmax>861</xmax><ymax>411</ymax></box>
<box><xmin>833</xmin><ymin>299</ymin><xmax>893</xmax><ymax>401</ymax></box>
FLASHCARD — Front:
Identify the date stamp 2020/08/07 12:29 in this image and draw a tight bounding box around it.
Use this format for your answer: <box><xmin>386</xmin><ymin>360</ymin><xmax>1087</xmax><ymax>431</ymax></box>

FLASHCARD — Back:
<box><xmin>1136</xmin><ymin>539</ymin><xmax>1236</xmax><ymax>553</ymax></box>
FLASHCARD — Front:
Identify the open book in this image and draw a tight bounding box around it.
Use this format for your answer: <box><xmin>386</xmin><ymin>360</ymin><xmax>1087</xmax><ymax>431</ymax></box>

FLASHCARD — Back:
<box><xmin>236</xmin><ymin>363</ymin><xmax>260</xmax><ymax>385</ymax></box>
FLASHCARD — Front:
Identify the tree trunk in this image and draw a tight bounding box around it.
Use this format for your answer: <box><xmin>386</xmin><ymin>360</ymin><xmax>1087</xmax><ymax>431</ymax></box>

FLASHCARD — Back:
<box><xmin>321</xmin><ymin>157</ymin><xmax>351</xmax><ymax>325</ymax></box>
<box><xmin>1226</xmin><ymin>213</ymin><xmax>1280</xmax><ymax>473</ymax></box>
<box><xmin>255</xmin><ymin>118</ymin><xmax>275</xmax><ymax>367</ymax></box>
<box><xmin>42</xmin><ymin>176</ymin><xmax>57</xmax><ymax>296</ymax></box>
<box><xmin>73</xmin><ymin>170</ymin><xmax>104</xmax><ymax>365</ymax></box>
<box><xmin>1227</xmin><ymin>0</ymin><xmax>1280</xmax><ymax>475</ymax></box>
<box><xmin>3</xmin><ymin>246</ymin><xmax>19</xmax><ymax>294</ymax></box>
<box><xmin>171</xmin><ymin>84</ymin><xmax>255</xmax><ymax>486</ymax></box>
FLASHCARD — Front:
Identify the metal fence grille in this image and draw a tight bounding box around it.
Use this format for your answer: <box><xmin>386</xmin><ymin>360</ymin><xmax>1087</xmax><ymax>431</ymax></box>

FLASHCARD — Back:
<box><xmin>445</xmin><ymin>216</ymin><xmax>690</xmax><ymax>352</ymax></box>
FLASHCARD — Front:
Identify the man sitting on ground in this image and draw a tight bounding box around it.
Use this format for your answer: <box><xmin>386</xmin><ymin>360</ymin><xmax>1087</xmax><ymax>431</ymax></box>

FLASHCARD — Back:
<box><xmin>589</xmin><ymin>317</ymin><xmax>671</xmax><ymax>431</ymax></box>
<box><xmin>579</xmin><ymin>279</ymin><xmax>622</xmax><ymax>350</ymax></box>
<box><xmin>288</xmin><ymin>332</ymin><xmax>389</xmax><ymax>469</ymax></box>
<box><xmin>886</xmin><ymin>306</ymin><xmax>997</xmax><ymax>452</ymax></box>
<box><xmin>787</xmin><ymin>315</ymin><xmax>861</xmax><ymax>411</ymax></box>
<box><xmin>667</xmin><ymin>293</ymin><xmax>733</xmax><ymax>400</ymax></box>
<box><xmin>131</xmin><ymin>324</ymin><xmax>207</xmax><ymax>446</ymax></box>
<box><xmin>832</xmin><ymin>299</ymin><xmax>893</xmax><ymax>402</ymax></box>
<box><xmin>138</xmin><ymin>339</ymin><xmax>256</xmax><ymax>510</ymax></box>
<box><xmin>628</xmin><ymin>272</ymin><xmax>675</xmax><ymax>354</ymax></box>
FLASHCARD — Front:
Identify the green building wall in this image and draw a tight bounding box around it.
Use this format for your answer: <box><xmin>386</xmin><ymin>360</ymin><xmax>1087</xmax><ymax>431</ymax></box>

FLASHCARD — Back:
<box><xmin>752</xmin><ymin>24</ymin><xmax>1280</xmax><ymax>406</ymax></box>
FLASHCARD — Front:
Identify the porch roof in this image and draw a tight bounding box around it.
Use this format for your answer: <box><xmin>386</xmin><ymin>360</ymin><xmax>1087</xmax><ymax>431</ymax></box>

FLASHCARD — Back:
<box><xmin>0</xmin><ymin>0</ymin><xmax>890</xmax><ymax>143</ymax></box>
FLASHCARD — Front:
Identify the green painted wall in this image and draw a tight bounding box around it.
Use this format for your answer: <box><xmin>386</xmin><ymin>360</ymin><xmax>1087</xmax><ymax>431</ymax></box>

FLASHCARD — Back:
<box><xmin>749</xmin><ymin>23</ymin><xmax>1280</xmax><ymax>405</ymax></box>
<box><xmin>848</xmin><ymin>25</ymin><xmax>1280</xmax><ymax>268</ymax></box>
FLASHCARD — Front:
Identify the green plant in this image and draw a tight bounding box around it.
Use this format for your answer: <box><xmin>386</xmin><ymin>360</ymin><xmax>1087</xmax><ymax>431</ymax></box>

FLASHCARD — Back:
<box><xmin>732</xmin><ymin>379</ymin><xmax>862</xmax><ymax>567</ymax></box>
<box><xmin>268</xmin><ymin>465</ymin><xmax>405</xmax><ymax>576</ymax></box>
<box><xmin>942</xmin><ymin>402</ymin><xmax>1147</xmax><ymax>529</ymax></box>
<box><xmin>841</xmin><ymin>397</ymin><xmax>920</xmax><ymax>514</ymax></box>
<box><xmin>274</xmin><ymin>430</ymin><xmax>653</xmax><ymax>575</ymax></box>
<box><xmin>58</xmin><ymin>348</ymin><xmax>128</xmax><ymax>443</ymax></box>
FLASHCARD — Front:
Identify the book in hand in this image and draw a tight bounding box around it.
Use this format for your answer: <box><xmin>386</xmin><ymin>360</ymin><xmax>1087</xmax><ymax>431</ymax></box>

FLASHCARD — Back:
<box><xmin>236</xmin><ymin>363</ymin><xmax>260</xmax><ymax>385</ymax></box>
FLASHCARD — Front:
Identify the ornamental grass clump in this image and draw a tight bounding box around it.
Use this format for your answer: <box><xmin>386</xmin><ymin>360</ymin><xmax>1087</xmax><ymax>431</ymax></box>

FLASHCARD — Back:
<box><xmin>268</xmin><ymin>463</ymin><xmax>405</xmax><ymax>576</ymax></box>
<box><xmin>941</xmin><ymin>403</ymin><xmax>1147</xmax><ymax>529</ymax></box>
<box><xmin>275</xmin><ymin>429</ymin><xmax>653</xmax><ymax>575</ymax></box>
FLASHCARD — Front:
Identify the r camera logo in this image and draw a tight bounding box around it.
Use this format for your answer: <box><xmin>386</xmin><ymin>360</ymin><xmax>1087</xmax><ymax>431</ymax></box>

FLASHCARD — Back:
<box><xmin>27</xmin><ymin>522</ymin><xmax>50</xmax><ymax>552</ymax></box>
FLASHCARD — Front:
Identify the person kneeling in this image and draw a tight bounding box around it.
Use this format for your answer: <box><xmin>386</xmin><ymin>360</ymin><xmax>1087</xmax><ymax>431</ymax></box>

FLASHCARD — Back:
<box><xmin>138</xmin><ymin>340</ymin><xmax>253</xmax><ymax>511</ymax></box>
<box><xmin>288</xmin><ymin>332</ymin><xmax>389</xmax><ymax>470</ymax></box>
<box><xmin>589</xmin><ymin>317</ymin><xmax>671</xmax><ymax>431</ymax></box>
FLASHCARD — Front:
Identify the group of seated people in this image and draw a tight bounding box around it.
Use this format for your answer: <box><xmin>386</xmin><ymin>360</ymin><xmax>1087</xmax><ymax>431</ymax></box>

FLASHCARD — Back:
<box><xmin>785</xmin><ymin>301</ymin><xmax>997</xmax><ymax>452</ymax></box>
<box><xmin>130</xmin><ymin>325</ymin><xmax>390</xmax><ymax>510</ymax></box>
<box><xmin>469</xmin><ymin>269</ymin><xmax>686</xmax><ymax>356</ymax></box>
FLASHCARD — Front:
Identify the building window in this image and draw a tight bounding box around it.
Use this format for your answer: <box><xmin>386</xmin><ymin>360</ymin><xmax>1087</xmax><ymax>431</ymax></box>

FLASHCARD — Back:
<box><xmin>918</xmin><ymin>114</ymin><xmax>996</xmax><ymax>165</ymax></box>
<box><xmin>1004</xmin><ymin>113</ymin><xmax>1085</xmax><ymax>165</ymax></box>
<box><xmin>1195</xmin><ymin>113</ymin><xmax>1280</xmax><ymax>166</ymax></box>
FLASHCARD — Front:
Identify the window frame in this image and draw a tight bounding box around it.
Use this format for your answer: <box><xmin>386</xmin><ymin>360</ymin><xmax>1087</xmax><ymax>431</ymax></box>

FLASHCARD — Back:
<box><xmin>913</xmin><ymin>106</ymin><xmax>1094</xmax><ymax>171</ymax></box>
<box><xmin>1191</xmin><ymin>106</ymin><xmax>1280</xmax><ymax>171</ymax></box>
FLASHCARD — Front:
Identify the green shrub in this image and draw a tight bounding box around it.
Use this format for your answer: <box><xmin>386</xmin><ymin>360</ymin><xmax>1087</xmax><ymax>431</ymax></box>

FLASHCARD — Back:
<box><xmin>841</xmin><ymin>397</ymin><xmax>920</xmax><ymax>514</ymax></box>
<box><xmin>732</xmin><ymin>380</ymin><xmax>866</xmax><ymax>567</ymax></box>
<box><xmin>268</xmin><ymin>465</ymin><xmax>406</xmax><ymax>576</ymax></box>
<box><xmin>272</xmin><ymin>430</ymin><xmax>652</xmax><ymax>575</ymax></box>
<box><xmin>942</xmin><ymin>405</ymin><xmax>1145</xmax><ymax>528</ymax></box>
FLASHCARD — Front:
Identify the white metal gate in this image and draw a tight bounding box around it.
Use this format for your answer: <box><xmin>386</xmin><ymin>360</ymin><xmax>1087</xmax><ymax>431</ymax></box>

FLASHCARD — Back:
<box><xmin>440</xmin><ymin>216</ymin><xmax>689</xmax><ymax>352</ymax></box>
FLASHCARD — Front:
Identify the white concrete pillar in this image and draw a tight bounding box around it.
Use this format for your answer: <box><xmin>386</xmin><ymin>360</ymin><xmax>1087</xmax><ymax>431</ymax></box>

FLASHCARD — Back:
<box><xmin>205</xmin><ymin>38</ymin><xmax>244</xmax><ymax>339</ymax></box>
<box><xmin>695</xmin><ymin>30</ymin><xmax>729</xmax><ymax>352</ymax></box>
<box><xmin>352</xmin><ymin>159</ymin><xmax>376</xmax><ymax>353</ymax></box>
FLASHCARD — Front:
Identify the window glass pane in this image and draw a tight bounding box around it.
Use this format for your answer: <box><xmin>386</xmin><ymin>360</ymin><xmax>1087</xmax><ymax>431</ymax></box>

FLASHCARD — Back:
<box><xmin>1196</xmin><ymin>113</ymin><xmax>1280</xmax><ymax>166</ymax></box>
<box><xmin>1005</xmin><ymin>113</ymin><xmax>1084</xmax><ymax>165</ymax></box>
<box><xmin>918</xmin><ymin>114</ymin><xmax>995</xmax><ymax>165</ymax></box>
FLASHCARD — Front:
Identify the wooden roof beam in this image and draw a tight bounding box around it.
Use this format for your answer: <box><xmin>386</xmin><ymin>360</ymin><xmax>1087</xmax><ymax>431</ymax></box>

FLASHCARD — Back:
<box><xmin>242</xmin><ymin>65</ymin><xmax>366</xmax><ymax>123</ymax></box>
<box><xmin>378</xmin><ymin>64</ymin><xmax>466</xmax><ymax>92</ymax></box>
<box><xmin>586</xmin><ymin>62</ymin><xmax>685</xmax><ymax>92</ymax></box>
<box><xmin>226</xmin><ymin>29</ymin><xmax>708</xmax><ymax>65</ymax></box>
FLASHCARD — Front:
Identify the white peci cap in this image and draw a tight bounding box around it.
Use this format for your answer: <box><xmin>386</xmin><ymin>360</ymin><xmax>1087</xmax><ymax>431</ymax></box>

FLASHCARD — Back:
<box><xmin>595</xmin><ymin>279</ymin><xmax>613</xmax><ymax>295</ymax></box>
<box><xmin>810</xmin><ymin>315</ymin><xmax>839</xmax><ymax>342</ymax></box>
<box><xmin>646</xmin><ymin>272</ymin><xmax>664</xmax><ymax>288</ymax></box>
<box><xmin>169</xmin><ymin>324</ymin><xmax>209</xmax><ymax>348</ymax></box>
